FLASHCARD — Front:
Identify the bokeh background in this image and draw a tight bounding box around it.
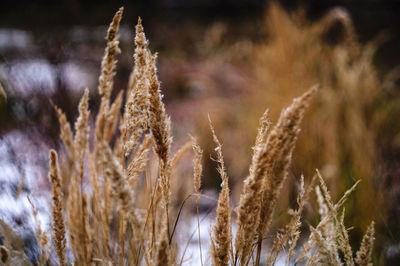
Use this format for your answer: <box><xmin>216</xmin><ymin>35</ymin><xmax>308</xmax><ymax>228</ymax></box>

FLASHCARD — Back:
<box><xmin>1</xmin><ymin>0</ymin><xmax>400</xmax><ymax>264</ymax></box>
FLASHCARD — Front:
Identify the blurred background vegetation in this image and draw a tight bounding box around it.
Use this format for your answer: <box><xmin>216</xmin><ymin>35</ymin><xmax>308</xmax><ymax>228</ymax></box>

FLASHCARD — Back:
<box><xmin>1</xmin><ymin>0</ymin><xmax>400</xmax><ymax>264</ymax></box>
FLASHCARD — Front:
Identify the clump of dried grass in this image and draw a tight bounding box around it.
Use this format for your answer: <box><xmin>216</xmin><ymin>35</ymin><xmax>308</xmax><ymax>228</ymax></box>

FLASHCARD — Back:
<box><xmin>251</xmin><ymin>2</ymin><xmax>384</xmax><ymax>238</ymax></box>
<box><xmin>0</xmin><ymin>6</ymin><xmax>378</xmax><ymax>266</ymax></box>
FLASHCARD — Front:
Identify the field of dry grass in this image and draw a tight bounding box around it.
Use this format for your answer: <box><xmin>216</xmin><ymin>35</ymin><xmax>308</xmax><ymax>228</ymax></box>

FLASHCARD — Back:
<box><xmin>1</xmin><ymin>3</ymin><xmax>399</xmax><ymax>265</ymax></box>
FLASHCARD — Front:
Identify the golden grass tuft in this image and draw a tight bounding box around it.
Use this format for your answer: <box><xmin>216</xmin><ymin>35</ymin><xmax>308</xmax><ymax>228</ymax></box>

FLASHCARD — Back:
<box><xmin>0</xmin><ymin>6</ymin><xmax>381</xmax><ymax>266</ymax></box>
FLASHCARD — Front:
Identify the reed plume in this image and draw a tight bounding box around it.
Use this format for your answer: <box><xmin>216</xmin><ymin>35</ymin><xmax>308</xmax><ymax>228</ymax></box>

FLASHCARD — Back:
<box><xmin>254</xmin><ymin>86</ymin><xmax>318</xmax><ymax>264</ymax></box>
<box><xmin>209</xmin><ymin>119</ymin><xmax>232</xmax><ymax>266</ymax></box>
<box><xmin>192</xmin><ymin>136</ymin><xmax>204</xmax><ymax>266</ymax></box>
<box><xmin>65</xmin><ymin>88</ymin><xmax>92</xmax><ymax>265</ymax></box>
<box><xmin>90</xmin><ymin>10</ymin><xmax>124</xmax><ymax>259</ymax></box>
<box><xmin>148</xmin><ymin>51</ymin><xmax>173</xmax><ymax>236</ymax></box>
<box><xmin>356</xmin><ymin>221</ymin><xmax>375</xmax><ymax>266</ymax></box>
<box><xmin>74</xmin><ymin>88</ymin><xmax>90</xmax><ymax>173</ymax></box>
<box><xmin>95</xmin><ymin>6</ymin><xmax>123</xmax><ymax>144</ymax></box>
<box><xmin>98</xmin><ymin>7</ymin><xmax>123</xmax><ymax>100</ymax></box>
<box><xmin>121</xmin><ymin>17</ymin><xmax>150</xmax><ymax>157</ymax></box>
<box><xmin>49</xmin><ymin>150</ymin><xmax>66</xmax><ymax>265</ymax></box>
<box><xmin>54</xmin><ymin>106</ymin><xmax>74</xmax><ymax>158</ymax></box>
<box><xmin>234</xmin><ymin>108</ymin><xmax>270</xmax><ymax>265</ymax></box>
<box><xmin>192</xmin><ymin>137</ymin><xmax>203</xmax><ymax>197</ymax></box>
<box><xmin>337</xmin><ymin>209</ymin><xmax>355</xmax><ymax>266</ymax></box>
<box><xmin>53</xmin><ymin>105</ymin><xmax>75</xmax><ymax>198</ymax></box>
<box><xmin>309</xmin><ymin>226</ymin><xmax>341</xmax><ymax>265</ymax></box>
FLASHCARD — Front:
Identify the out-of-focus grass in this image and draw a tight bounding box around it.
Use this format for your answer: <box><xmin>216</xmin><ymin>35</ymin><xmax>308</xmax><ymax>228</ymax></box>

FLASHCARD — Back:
<box><xmin>163</xmin><ymin>3</ymin><xmax>399</xmax><ymax>262</ymax></box>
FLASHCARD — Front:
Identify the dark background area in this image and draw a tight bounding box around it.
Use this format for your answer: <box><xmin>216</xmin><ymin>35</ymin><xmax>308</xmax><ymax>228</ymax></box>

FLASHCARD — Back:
<box><xmin>2</xmin><ymin>0</ymin><xmax>400</xmax><ymax>66</ymax></box>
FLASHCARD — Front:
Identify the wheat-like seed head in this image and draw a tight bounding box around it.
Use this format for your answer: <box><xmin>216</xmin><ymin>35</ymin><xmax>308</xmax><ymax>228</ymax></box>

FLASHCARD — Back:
<box><xmin>356</xmin><ymin>221</ymin><xmax>375</xmax><ymax>266</ymax></box>
<box><xmin>54</xmin><ymin>105</ymin><xmax>74</xmax><ymax>158</ymax></box>
<box><xmin>257</xmin><ymin>86</ymin><xmax>318</xmax><ymax>241</ymax></box>
<box><xmin>209</xmin><ymin>118</ymin><xmax>232</xmax><ymax>266</ymax></box>
<box><xmin>148</xmin><ymin>52</ymin><xmax>172</xmax><ymax>210</ymax></box>
<box><xmin>98</xmin><ymin>7</ymin><xmax>123</xmax><ymax>99</ymax></box>
<box><xmin>337</xmin><ymin>209</ymin><xmax>355</xmax><ymax>266</ymax></box>
<box><xmin>191</xmin><ymin>136</ymin><xmax>203</xmax><ymax>196</ymax></box>
<box><xmin>49</xmin><ymin>150</ymin><xmax>66</xmax><ymax>266</ymax></box>
<box><xmin>234</xmin><ymin>108</ymin><xmax>270</xmax><ymax>265</ymax></box>
<box><xmin>95</xmin><ymin>7</ymin><xmax>123</xmax><ymax>146</ymax></box>
<box><xmin>74</xmin><ymin>88</ymin><xmax>90</xmax><ymax>172</ymax></box>
<box><xmin>122</xmin><ymin>17</ymin><xmax>150</xmax><ymax>157</ymax></box>
<box><xmin>309</xmin><ymin>226</ymin><xmax>341</xmax><ymax>265</ymax></box>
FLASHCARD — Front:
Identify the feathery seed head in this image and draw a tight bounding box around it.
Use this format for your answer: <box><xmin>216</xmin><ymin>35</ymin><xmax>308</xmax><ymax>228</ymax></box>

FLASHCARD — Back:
<box><xmin>356</xmin><ymin>221</ymin><xmax>375</xmax><ymax>266</ymax></box>
<box><xmin>48</xmin><ymin>150</ymin><xmax>66</xmax><ymax>266</ymax></box>
<box><xmin>191</xmin><ymin>136</ymin><xmax>203</xmax><ymax>195</ymax></box>
<box><xmin>209</xmin><ymin>118</ymin><xmax>232</xmax><ymax>266</ymax></box>
<box><xmin>74</xmin><ymin>88</ymin><xmax>90</xmax><ymax>160</ymax></box>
